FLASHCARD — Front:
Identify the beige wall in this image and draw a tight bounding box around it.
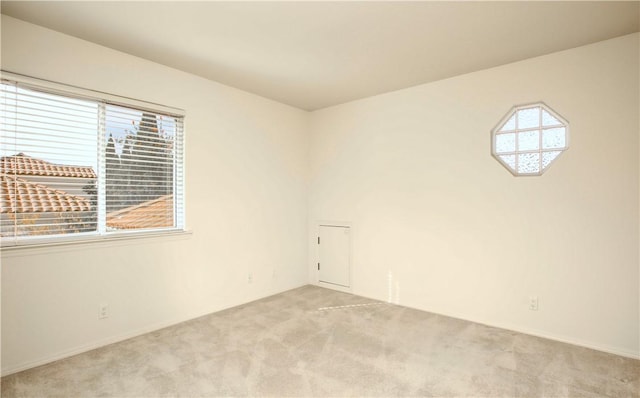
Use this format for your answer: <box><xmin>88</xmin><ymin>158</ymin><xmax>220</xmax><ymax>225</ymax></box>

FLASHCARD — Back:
<box><xmin>1</xmin><ymin>15</ymin><xmax>638</xmax><ymax>375</ymax></box>
<box><xmin>308</xmin><ymin>33</ymin><xmax>640</xmax><ymax>358</ymax></box>
<box><xmin>1</xmin><ymin>15</ymin><xmax>309</xmax><ymax>375</ymax></box>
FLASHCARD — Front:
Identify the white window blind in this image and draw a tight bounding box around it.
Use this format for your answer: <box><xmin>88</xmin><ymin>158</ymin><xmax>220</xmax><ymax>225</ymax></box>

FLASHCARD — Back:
<box><xmin>0</xmin><ymin>77</ymin><xmax>185</xmax><ymax>246</ymax></box>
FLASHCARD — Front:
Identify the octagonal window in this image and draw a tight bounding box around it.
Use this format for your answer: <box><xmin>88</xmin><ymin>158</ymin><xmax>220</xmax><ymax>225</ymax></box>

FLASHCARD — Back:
<box><xmin>492</xmin><ymin>103</ymin><xmax>569</xmax><ymax>176</ymax></box>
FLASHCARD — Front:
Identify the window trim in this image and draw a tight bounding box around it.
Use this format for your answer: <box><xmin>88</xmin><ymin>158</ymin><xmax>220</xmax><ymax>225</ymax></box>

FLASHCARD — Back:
<box><xmin>491</xmin><ymin>102</ymin><xmax>570</xmax><ymax>177</ymax></box>
<box><xmin>0</xmin><ymin>70</ymin><xmax>187</xmax><ymax>248</ymax></box>
<box><xmin>1</xmin><ymin>228</ymin><xmax>193</xmax><ymax>252</ymax></box>
<box><xmin>1</xmin><ymin>70</ymin><xmax>185</xmax><ymax>117</ymax></box>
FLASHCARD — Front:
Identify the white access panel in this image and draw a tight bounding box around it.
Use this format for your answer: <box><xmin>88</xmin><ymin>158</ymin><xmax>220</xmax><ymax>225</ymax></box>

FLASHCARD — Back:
<box><xmin>318</xmin><ymin>225</ymin><xmax>350</xmax><ymax>288</ymax></box>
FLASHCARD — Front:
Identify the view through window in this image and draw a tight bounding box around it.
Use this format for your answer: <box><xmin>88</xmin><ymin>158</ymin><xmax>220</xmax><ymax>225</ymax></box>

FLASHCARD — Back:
<box><xmin>0</xmin><ymin>80</ymin><xmax>184</xmax><ymax>244</ymax></box>
<box><xmin>492</xmin><ymin>103</ymin><xmax>569</xmax><ymax>176</ymax></box>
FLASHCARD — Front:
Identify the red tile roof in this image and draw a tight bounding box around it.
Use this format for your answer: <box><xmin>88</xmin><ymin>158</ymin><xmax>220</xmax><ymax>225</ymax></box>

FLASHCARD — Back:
<box><xmin>0</xmin><ymin>174</ymin><xmax>92</xmax><ymax>214</ymax></box>
<box><xmin>107</xmin><ymin>195</ymin><xmax>173</xmax><ymax>230</ymax></box>
<box><xmin>0</xmin><ymin>153</ymin><xmax>97</xmax><ymax>178</ymax></box>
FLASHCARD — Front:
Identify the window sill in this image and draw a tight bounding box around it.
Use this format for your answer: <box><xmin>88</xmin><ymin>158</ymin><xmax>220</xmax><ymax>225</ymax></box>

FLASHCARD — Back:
<box><xmin>1</xmin><ymin>229</ymin><xmax>193</xmax><ymax>256</ymax></box>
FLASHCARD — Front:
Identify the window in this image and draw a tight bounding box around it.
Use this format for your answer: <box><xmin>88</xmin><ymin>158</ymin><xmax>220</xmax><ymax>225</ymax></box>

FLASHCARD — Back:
<box><xmin>0</xmin><ymin>76</ymin><xmax>184</xmax><ymax>246</ymax></box>
<box><xmin>492</xmin><ymin>103</ymin><xmax>569</xmax><ymax>176</ymax></box>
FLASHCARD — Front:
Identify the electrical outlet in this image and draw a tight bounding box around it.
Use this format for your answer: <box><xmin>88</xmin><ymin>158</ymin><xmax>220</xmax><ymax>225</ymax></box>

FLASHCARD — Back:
<box><xmin>529</xmin><ymin>296</ymin><xmax>539</xmax><ymax>311</ymax></box>
<box><xmin>248</xmin><ymin>273</ymin><xmax>253</xmax><ymax>284</ymax></box>
<box><xmin>99</xmin><ymin>303</ymin><xmax>109</xmax><ymax>319</ymax></box>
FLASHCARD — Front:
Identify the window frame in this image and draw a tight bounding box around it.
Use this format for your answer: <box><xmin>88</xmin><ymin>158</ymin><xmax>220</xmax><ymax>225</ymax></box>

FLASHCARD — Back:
<box><xmin>491</xmin><ymin>102</ymin><xmax>570</xmax><ymax>177</ymax></box>
<box><xmin>0</xmin><ymin>71</ymin><xmax>187</xmax><ymax>249</ymax></box>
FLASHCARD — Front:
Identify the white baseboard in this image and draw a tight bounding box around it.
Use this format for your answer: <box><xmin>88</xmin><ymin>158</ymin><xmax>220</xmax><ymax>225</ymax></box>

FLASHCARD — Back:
<box><xmin>347</xmin><ymin>290</ymin><xmax>640</xmax><ymax>360</ymax></box>
<box><xmin>1</xmin><ymin>283</ymin><xmax>308</xmax><ymax>377</ymax></box>
<box><xmin>2</xmin><ymin>313</ymin><xmax>201</xmax><ymax>377</ymax></box>
<box><xmin>482</xmin><ymin>321</ymin><xmax>640</xmax><ymax>360</ymax></box>
<box><xmin>316</xmin><ymin>281</ymin><xmax>352</xmax><ymax>294</ymax></box>
<box><xmin>4</xmin><ymin>284</ymin><xmax>636</xmax><ymax>377</ymax></box>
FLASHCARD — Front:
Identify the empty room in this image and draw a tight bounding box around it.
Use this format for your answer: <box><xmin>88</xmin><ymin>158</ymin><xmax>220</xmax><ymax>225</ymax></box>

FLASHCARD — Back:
<box><xmin>0</xmin><ymin>1</ymin><xmax>638</xmax><ymax>397</ymax></box>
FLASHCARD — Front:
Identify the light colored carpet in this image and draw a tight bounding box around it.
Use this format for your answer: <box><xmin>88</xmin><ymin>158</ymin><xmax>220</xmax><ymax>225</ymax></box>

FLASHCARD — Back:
<box><xmin>1</xmin><ymin>285</ymin><xmax>638</xmax><ymax>397</ymax></box>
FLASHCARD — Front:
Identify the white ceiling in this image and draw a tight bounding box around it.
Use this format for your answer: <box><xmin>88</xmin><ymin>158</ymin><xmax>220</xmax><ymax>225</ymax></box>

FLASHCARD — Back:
<box><xmin>2</xmin><ymin>1</ymin><xmax>638</xmax><ymax>111</ymax></box>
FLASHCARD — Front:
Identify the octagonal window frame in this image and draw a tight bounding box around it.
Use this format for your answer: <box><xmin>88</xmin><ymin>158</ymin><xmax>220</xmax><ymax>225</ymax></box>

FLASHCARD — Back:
<box><xmin>492</xmin><ymin>102</ymin><xmax>569</xmax><ymax>176</ymax></box>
